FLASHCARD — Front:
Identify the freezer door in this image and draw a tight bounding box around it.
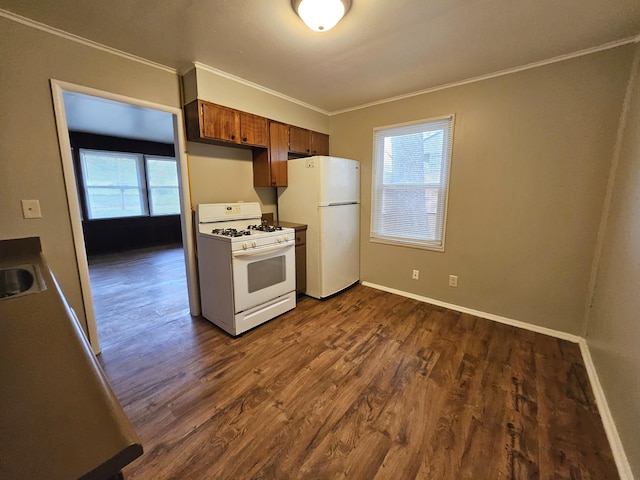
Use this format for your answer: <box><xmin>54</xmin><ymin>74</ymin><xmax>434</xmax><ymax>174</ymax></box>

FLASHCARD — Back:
<box><xmin>318</xmin><ymin>157</ymin><xmax>360</xmax><ymax>206</ymax></box>
<box><xmin>315</xmin><ymin>203</ymin><xmax>360</xmax><ymax>298</ymax></box>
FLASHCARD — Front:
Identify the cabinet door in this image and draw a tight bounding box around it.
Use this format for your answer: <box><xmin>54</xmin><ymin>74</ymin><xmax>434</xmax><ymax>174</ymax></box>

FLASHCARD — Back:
<box><xmin>201</xmin><ymin>102</ymin><xmax>240</xmax><ymax>143</ymax></box>
<box><xmin>295</xmin><ymin>243</ymin><xmax>306</xmax><ymax>294</ymax></box>
<box><xmin>311</xmin><ymin>131</ymin><xmax>329</xmax><ymax>155</ymax></box>
<box><xmin>269</xmin><ymin>122</ymin><xmax>288</xmax><ymax>187</ymax></box>
<box><xmin>289</xmin><ymin>126</ymin><xmax>311</xmax><ymax>155</ymax></box>
<box><xmin>253</xmin><ymin>122</ymin><xmax>288</xmax><ymax>187</ymax></box>
<box><xmin>240</xmin><ymin>112</ymin><xmax>269</xmax><ymax>147</ymax></box>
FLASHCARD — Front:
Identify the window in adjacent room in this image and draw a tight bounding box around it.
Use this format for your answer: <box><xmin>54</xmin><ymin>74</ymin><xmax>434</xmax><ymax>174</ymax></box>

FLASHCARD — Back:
<box><xmin>145</xmin><ymin>156</ymin><xmax>181</xmax><ymax>216</ymax></box>
<box><xmin>79</xmin><ymin>149</ymin><xmax>180</xmax><ymax>220</ymax></box>
<box><xmin>370</xmin><ymin>115</ymin><xmax>454</xmax><ymax>251</ymax></box>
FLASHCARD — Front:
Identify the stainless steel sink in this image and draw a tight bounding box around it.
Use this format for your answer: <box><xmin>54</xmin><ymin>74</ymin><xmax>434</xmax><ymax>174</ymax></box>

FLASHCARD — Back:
<box><xmin>0</xmin><ymin>264</ymin><xmax>46</xmax><ymax>299</ymax></box>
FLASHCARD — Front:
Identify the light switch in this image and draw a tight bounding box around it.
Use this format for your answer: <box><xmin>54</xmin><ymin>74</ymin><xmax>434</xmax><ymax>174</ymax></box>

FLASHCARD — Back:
<box><xmin>21</xmin><ymin>199</ymin><xmax>42</xmax><ymax>219</ymax></box>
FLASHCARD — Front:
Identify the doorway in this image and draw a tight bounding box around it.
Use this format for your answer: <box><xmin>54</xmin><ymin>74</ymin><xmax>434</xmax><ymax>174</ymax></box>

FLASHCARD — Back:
<box><xmin>50</xmin><ymin>80</ymin><xmax>199</xmax><ymax>354</ymax></box>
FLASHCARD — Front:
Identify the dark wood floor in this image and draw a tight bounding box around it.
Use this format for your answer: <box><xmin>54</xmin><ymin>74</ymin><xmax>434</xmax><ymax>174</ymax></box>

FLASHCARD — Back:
<box><xmin>89</xmin><ymin>245</ymin><xmax>190</xmax><ymax>350</ymax></box>
<box><xmin>92</xmin><ymin>247</ymin><xmax>618</xmax><ymax>479</ymax></box>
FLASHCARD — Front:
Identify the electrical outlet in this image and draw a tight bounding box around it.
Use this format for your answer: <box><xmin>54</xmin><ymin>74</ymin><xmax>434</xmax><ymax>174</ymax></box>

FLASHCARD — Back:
<box><xmin>449</xmin><ymin>275</ymin><xmax>458</xmax><ymax>287</ymax></box>
<box><xmin>412</xmin><ymin>269</ymin><xmax>419</xmax><ymax>280</ymax></box>
<box><xmin>21</xmin><ymin>199</ymin><xmax>42</xmax><ymax>219</ymax></box>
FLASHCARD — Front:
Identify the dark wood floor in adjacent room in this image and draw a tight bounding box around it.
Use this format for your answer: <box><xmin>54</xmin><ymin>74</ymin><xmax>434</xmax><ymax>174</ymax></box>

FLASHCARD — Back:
<box><xmin>92</xmin><ymin>246</ymin><xmax>618</xmax><ymax>479</ymax></box>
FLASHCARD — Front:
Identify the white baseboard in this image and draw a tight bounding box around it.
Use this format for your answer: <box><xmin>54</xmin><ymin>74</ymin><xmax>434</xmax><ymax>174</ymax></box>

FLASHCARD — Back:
<box><xmin>361</xmin><ymin>281</ymin><xmax>581</xmax><ymax>342</ymax></box>
<box><xmin>361</xmin><ymin>281</ymin><xmax>634</xmax><ymax>479</ymax></box>
<box><xmin>579</xmin><ymin>340</ymin><xmax>635</xmax><ymax>480</ymax></box>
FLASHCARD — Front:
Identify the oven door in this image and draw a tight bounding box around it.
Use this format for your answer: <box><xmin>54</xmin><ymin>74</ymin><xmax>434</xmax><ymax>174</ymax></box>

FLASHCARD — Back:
<box><xmin>231</xmin><ymin>241</ymin><xmax>295</xmax><ymax>313</ymax></box>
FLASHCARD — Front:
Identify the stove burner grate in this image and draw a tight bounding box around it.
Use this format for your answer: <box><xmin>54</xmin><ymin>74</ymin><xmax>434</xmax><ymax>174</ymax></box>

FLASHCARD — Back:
<box><xmin>247</xmin><ymin>224</ymin><xmax>283</xmax><ymax>233</ymax></box>
<box><xmin>211</xmin><ymin>228</ymin><xmax>251</xmax><ymax>237</ymax></box>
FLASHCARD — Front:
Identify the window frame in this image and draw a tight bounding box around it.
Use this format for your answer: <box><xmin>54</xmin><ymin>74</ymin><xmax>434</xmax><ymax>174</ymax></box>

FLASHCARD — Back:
<box><xmin>78</xmin><ymin>148</ymin><xmax>180</xmax><ymax>221</ymax></box>
<box><xmin>370</xmin><ymin>114</ymin><xmax>455</xmax><ymax>252</ymax></box>
<box><xmin>79</xmin><ymin>149</ymin><xmax>148</xmax><ymax>220</ymax></box>
<box><xmin>144</xmin><ymin>155</ymin><xmax>181</xmax><ymax>217</ymax></box>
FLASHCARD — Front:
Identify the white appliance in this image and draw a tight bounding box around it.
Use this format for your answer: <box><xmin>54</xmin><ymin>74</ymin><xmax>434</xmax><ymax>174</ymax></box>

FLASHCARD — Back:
<box><xmin>278</xmin><ymin>156</ymin><xmax>360</xmax><ymax>299</ymax></box>
<box><xmin>195</xmin><ymin>202</ymin><xmax>296</xmax><ymax>336</ymax></box>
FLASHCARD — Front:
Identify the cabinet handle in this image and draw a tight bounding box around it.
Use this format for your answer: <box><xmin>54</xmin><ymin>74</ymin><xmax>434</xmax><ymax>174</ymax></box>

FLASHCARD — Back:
<box><xmin>306</xmin><ymin>149</ymin><xmax>310</xmax><ymax>153</ymax></box>
<box><xmin>231</xmin><ymin>135</ymin><xmax>235</xmax><ymax>140</ymax></box>
<box><xmin>242</xmin><ymin>137</ymin><xmax>247</xmax><ymax>142</ymax></box>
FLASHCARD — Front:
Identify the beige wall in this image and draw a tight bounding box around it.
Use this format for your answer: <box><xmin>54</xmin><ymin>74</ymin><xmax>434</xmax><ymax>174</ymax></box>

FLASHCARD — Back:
<box><xmin>587</xmin><ymin>45</ymin><xmax>640</xmax><ymax>477</ymax></box>
<box><xmin>0</xmin><ymin>17</ymin><xmax>181</xmax><ymax>332</ymax></box>
<box><xmin>329</xmin><ymin>46</ymin><xmax>635</xmax><ymax>335</ymax></box>
<box><xmin>187</xmin><ymin>143</ymin><xmax>277</xmax><ymax>216</ymax></box>
<box><xmin>185</xmin><ymin>65</ymin><xmax>330</xmax><ymax>133</ymax></box>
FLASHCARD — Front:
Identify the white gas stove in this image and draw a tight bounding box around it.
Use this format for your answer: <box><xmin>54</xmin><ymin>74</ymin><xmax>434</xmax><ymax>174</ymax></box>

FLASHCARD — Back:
<box><xmin>195</xmin><ymin>203</ymin><xmax>296</xmax><ymax>336</ymax></box>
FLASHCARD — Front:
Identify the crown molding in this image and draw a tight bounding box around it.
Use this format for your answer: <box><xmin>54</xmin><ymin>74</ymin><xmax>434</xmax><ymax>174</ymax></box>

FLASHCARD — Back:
<box><xmin>189</xmin><ymin>62</ymin><xmax>330</xmax><ymax>115</ymax></box>
<box><xmin>0</xmin><ymin>8</ymin><xmax>177</xmax><ymax>75</ymax></box>
<box><xmin>3</xmin><ymin>7</ymin><xmax>638</xmax><ymax>115</ymax></box>
<box><xmin>330</xmin><ymin>34</ymin><xmax>640</xmax><ymax>116</ymax></box>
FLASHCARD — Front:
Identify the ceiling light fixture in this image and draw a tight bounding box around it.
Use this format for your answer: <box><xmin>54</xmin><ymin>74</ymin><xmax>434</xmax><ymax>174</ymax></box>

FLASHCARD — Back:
<box><xmin>292</xmin><ymin>0</ymin><xmax>352</xmax><ymax>32</ymax></box>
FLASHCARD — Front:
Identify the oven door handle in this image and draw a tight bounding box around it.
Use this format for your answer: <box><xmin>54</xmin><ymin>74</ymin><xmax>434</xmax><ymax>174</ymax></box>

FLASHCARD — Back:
<box><xmin>231</xmin><ymin>241</ymin><xmax>294</xmax><ymax>258</ymax></box>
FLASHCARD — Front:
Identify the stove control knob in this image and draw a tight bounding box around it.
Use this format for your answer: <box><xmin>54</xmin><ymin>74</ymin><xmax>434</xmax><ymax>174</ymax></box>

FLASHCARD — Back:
<box><xmin>242</xmin><ymin>242</ymin><xmax>248</xmax><ymax>250</ymax></box>
<box><xmin>251</xmin><ymin>241</ymin><xmax>257</xmax><ymax>248</ymax></box>
<box><xmin>277</xmin><ymin>236</ymin><xmax>284</xmax><ymax>243</ymax></box>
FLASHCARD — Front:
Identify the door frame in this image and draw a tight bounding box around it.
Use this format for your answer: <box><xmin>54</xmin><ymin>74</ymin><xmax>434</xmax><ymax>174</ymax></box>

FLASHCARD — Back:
<box><xmin>50</xmin><ymin>79</ymin><xmax>200</xmax><ymax>354</ymax></box>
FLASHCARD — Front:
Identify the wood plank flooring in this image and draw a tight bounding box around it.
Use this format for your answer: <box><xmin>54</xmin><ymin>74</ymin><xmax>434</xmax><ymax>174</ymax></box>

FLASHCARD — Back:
<box><xmin>92</xmin><ymin>247</ymin><xmax>618</xmax><ymax>479</ymax></box>
<box><xmin>88</xmin><ymin>245</ymin><xmax>190</xmax><ymax>350</ymax></box>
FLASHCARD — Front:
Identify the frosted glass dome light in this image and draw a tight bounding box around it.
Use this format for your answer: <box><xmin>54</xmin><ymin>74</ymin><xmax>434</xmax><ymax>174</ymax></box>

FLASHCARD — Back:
<box><xmin>293</xmin><ymin>0</ymin><xmax>352</xmax><ymax>32</ymax></box>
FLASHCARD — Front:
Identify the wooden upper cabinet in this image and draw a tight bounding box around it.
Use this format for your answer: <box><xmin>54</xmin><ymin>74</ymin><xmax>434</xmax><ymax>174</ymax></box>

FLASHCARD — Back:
<box><xmin>311</xmin><ymin>131</ymin><xmax>329</xmax><ymax>155</ymax></box>
<box><xmin>201</xmin><ymin>102</ymin><xmax>239</xmax><ymax>143</ymax></box>
<box><xmin>269</xmin><ymin>122</ymin><xmax>288</xmax><ymax>187</ymax></box>
<box><xmin>253</xmin><ymin>121</ymin><xmax>288</xmax><ymax>187</ymax></box>
<box><xmin>184</xmin><ymin>100</ymin><xmax>268</xmax><ymax>148</ymax></box>
<box><xmin>184</xmin><ymin>99</ymin><xmax>329</xmax><ymax>186</ymax></box>
<box><xmin>240</xmin><ymin>112</ymin><xmax>269</xmax><ymax>147</ymax></box>
<box><xmin>289</xmin><ymin>126</ymin><xmax>312</xmax><ymax>155</ymax></box>
<box><xmin>289</xmin><ymin>126</ymin><xmax>329</xmax><ymax>156</ymax></box>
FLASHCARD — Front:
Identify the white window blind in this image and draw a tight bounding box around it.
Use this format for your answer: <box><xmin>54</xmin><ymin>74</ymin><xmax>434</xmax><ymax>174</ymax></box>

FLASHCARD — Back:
<box><xmin>80</xmin><ymin>150</ymin><xmax>147</xmax><ymax>219</ymax></box>
<box><xmin>371</xmin><ymin>115</ymin><xmax>454</xmax><ymax>251</ymax></box>
<box><xmin>146</xmin><ymin>156</ymin><xmax>180</xmax><ymax>216</ymax></box>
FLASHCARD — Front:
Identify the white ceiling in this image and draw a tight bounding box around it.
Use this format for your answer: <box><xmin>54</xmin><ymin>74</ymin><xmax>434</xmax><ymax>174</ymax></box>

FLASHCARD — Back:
<box><xmin>2</xmin><ymin>0</ymin><xmax>640</xmax><ymax>112</ymax></box>
<box><xmin>63</xmin><ymin>92</ymin><xmax>176</xmax><ymax>144</ymax></box>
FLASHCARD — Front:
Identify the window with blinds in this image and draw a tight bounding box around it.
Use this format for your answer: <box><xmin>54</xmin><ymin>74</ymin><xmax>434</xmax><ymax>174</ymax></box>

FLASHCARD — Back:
<box><xmin>371</xmin><ymin>115</ymin><xmax>454</xmax><ymax>251</ymax></box>
<box><xmin>79</xmin><ymin>149</ymin><xmax>180</xmax><ymax>220</ymax></box>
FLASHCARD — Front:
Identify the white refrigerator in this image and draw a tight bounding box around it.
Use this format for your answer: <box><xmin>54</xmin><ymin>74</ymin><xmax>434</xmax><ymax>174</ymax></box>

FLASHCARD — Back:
<box><xmin>277</xmin><ymin>156</ymin><xmax>360</xmax><ymax>299</ymax></box>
